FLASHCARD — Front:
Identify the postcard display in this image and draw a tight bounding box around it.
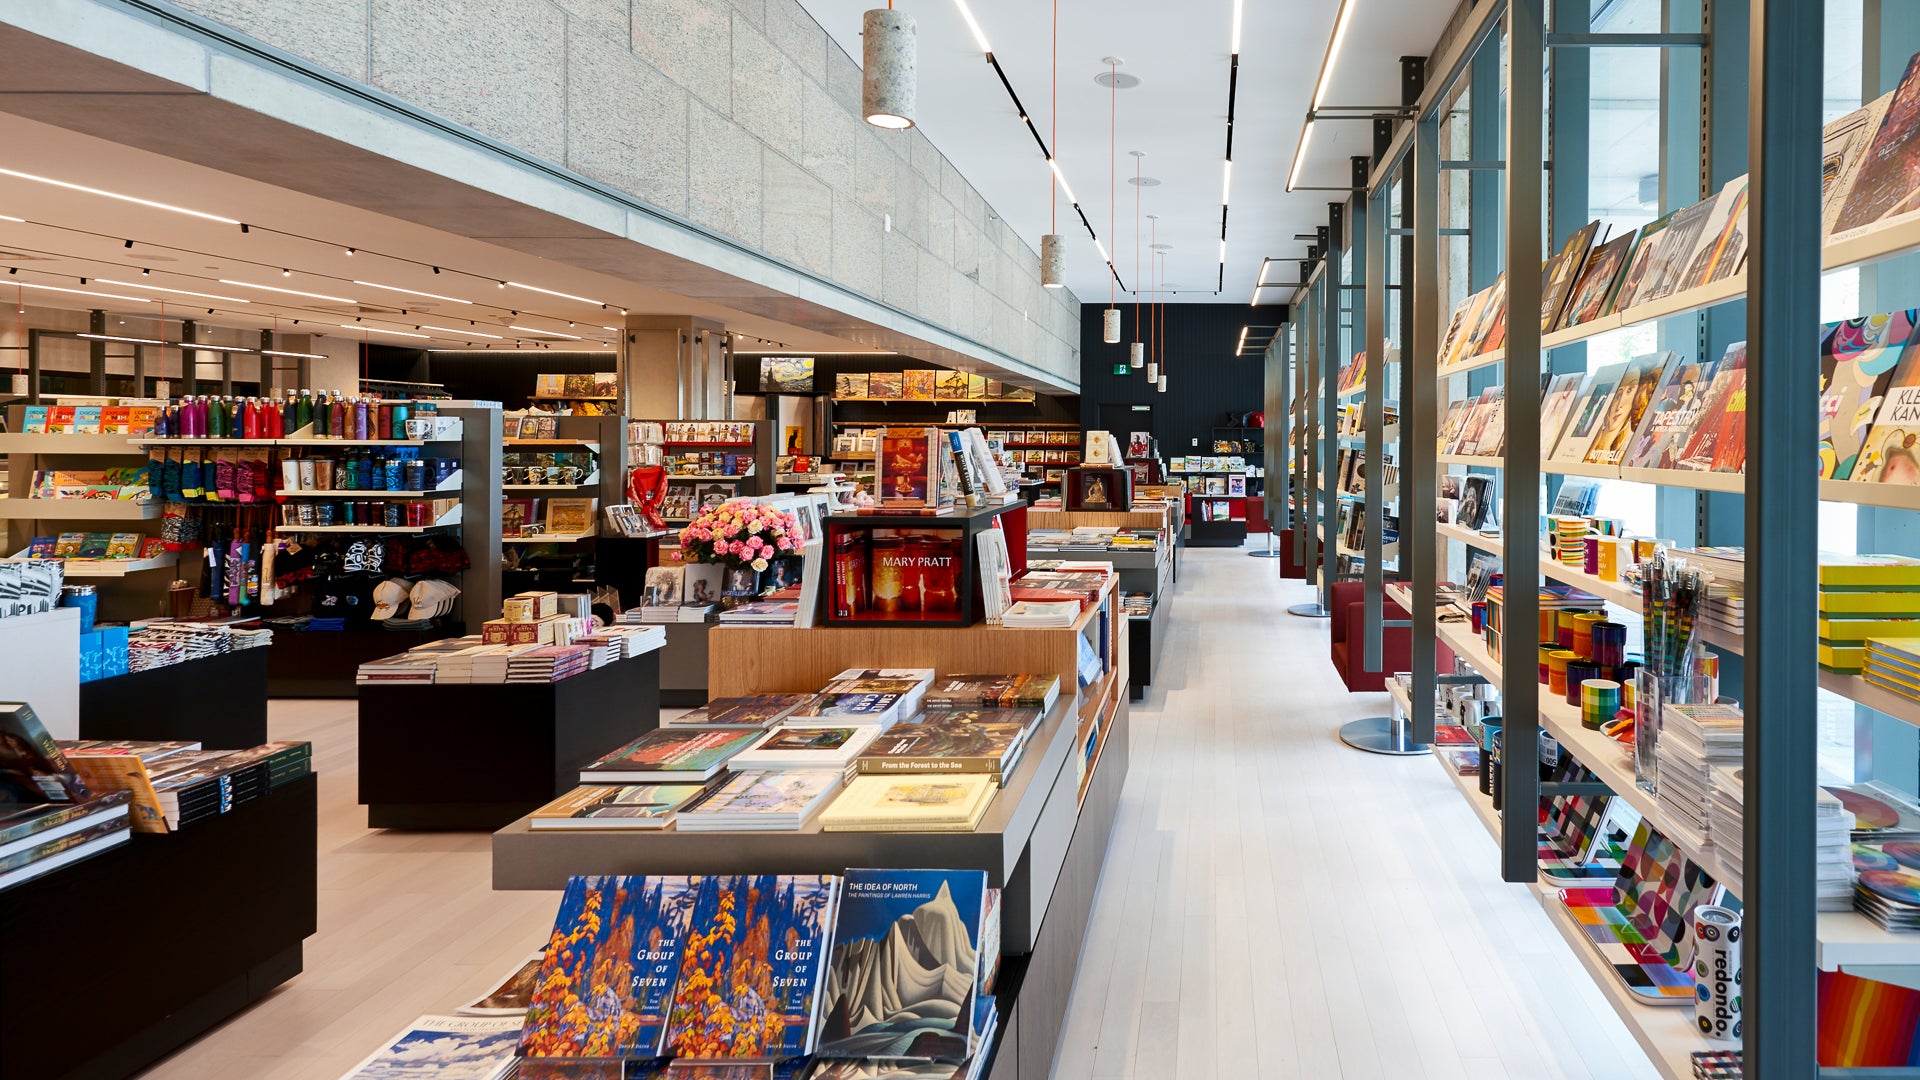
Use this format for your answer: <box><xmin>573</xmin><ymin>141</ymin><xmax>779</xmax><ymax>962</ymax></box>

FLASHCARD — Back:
<box><xmin>0</xmin><ymin>749</ymin><xmax>318</xmax><ymax>1079</ymax></box>
<box><xmin>493</xmin><ymin>572</ymin><xmax>1131</xmax><ymax>1080</ymax></box>
<box><xmin>1168</xmin><ymin>455</ymin><xmax>1255</xmax><ymax>547</ymax></box>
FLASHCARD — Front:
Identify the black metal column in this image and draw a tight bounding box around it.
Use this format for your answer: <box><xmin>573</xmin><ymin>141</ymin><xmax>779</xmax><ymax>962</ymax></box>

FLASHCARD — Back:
<box><xmin>1499</xmin><ymin>0</ymin><xmax>1545</xmax><ymax>885</ymax></box>
<box><xmin>87</xmin><ymin>310</ymin><xmax>106</xmax><ymax>394</ymax></box>
<box><xmin>1745</xmin><ymin>0</ymin><xmax>1820</xmax><ymax>1073</ymax></box>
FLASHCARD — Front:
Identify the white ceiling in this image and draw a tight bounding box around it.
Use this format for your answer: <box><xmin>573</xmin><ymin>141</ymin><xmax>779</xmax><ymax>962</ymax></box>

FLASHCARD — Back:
<box><xmin>797</xmin><ymin>0</ymin><xmax>1456</xmax><ymax>306</ymax></box>
<box><xmin>0</xmin><ymin>111</ymin><xmax>878</xmax><ymax>355</ymax></box>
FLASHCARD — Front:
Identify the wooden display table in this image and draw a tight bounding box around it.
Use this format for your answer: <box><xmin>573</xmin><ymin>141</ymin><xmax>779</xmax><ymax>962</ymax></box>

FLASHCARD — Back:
<box><xmin>358</xmin><ymin>644</ymin><xmax>662</xmax><ymax>829</ymax></box>
<box><xmin>0</xmin><ymin>774</ymin><xmax>318</xmax><ymax>1080</ymax></box>
<box><xmin>492</xmin><ymin>588</ymin><xmax>1130</xmax><ymax>1080</ymax></box>
<box><xmin>80</xmin><ymin>647</ymin><xmax>269</xmax><ymax>749</ymax></box>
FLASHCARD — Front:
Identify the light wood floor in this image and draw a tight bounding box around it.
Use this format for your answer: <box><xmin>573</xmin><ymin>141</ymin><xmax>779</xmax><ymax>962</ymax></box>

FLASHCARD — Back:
<box><xmin>138</xmin><ymin>544</ymin><xmax>1658</xmax><ymax>1079</ymax></box>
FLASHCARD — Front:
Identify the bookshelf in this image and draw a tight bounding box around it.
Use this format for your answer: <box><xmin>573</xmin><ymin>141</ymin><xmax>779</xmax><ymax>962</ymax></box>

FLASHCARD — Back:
<box><xmin>1318</xmin><ymin>3</ymin><xmax>1920</xmax><ymax>1068</ymax></box>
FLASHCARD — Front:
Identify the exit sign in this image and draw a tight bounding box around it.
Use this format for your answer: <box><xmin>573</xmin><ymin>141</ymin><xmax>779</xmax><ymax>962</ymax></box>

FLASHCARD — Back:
<box><xmin>1112</xmin><ymin>363</ymin><xmax>1130</xmax><ymax>375</ymax></box>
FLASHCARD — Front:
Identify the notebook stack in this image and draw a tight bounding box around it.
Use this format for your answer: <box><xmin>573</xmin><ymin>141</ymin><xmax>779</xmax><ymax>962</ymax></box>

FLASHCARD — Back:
<box><xmin>1653</xmin><ymin>702</ymin><xmax>1742</xmax><ymax>858</ymax></box>
<box><xmin>1823</xmin><ymin>554</ymin><xmax>1920</xmax><ymax>674</ymax></box>
<box><xmin>505</xmin><ymin>644</ymin><xmax>592</xmax><ymax>683</ymax></box>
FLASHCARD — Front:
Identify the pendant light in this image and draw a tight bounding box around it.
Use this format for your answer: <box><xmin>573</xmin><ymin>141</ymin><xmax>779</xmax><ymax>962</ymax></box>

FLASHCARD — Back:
<box><xmin>1101</xmin><ymin>59</ymin><xmax>1121</xmax><ymax>343</ymax></box>
<box><xmin>1040</xmin><ymin>0</ymin><xmax>1066</xmax><ymax>288</ymax></box>
<box><xmin>861</xmin><ymin>7</ymin><xmax>916</xmax><ymax>129</ymax></box>
<box><xmin>1155</xmin><ymin>252</ymin><xmax>1167</xmax><ymax>392</ymax></box>
<box><xmin>1130</xmin><ymin>151</ymin><xmax>1144</xmax><ymax>368</ymax></box>
<box><xmin>1145</xmin><ymin>220</ymin><xmax>1159</xmax><ymax>382</ymax></box>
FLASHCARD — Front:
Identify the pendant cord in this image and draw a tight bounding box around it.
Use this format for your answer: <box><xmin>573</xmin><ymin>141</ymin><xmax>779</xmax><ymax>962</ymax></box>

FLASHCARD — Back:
<box><xmin>1051</xmin><ymin>0</ymin><xmax>1058</xmax><ymax>236</ymax></box>
<box><xmin>1109</xmin><ymin>60</ymin><xmax>1115</xmax><ymax>308</ymax></box>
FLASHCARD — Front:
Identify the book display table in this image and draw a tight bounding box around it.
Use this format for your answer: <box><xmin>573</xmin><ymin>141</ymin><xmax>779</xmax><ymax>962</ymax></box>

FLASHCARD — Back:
<box><xmin>268</xmin><ymin>625</ymin><xmax>463</xmax><ymax>697</ymax></box>
<box><xmin>79</xmin><ymin>646</ymin><xmax>269</xmax><ymax>749</ymax></box>
<box><xmin>1027</xmin><ymin>544</ymin><xmax>1173</xmax><ymax>701</ymax></box>
<box><xmin>358</xmin><ymin>645</ymin><xmax>663</xmax><ymax>829</ymax></box>
<box><xmin>491</xmin><ymin>602</ymin><xmax>1130</xmax><ymax>1080</ymax></box>
<box><xmin>0</xmin><ymin>774</ymin><xmax>318</xmax><ymax>1080</ymax></box>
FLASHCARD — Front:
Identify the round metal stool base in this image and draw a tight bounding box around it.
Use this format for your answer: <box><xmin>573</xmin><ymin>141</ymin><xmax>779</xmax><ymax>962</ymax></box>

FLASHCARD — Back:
<box><xmin>1287</xmin><ymin>602</ymin><xmax>1332</xmax><ymax>618</ymax></box>
<box><xmin>1339</xmin><ymin>715</ymin><xmax>1430</xmax><ymax>756</ymax></box>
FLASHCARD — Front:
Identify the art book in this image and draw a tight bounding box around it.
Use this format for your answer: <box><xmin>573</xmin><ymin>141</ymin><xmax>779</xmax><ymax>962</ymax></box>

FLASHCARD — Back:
<box><xmin>1539</xmin><ymin>373</ymin><xmax>1586</xmax><ymax>456</ymax></box>
<box><xmin>578</xmin><ymin>727</ymin><xmax>765</xmax><ymax>783</ymax></box>
<box><xmin>1439</xmin><ymin>288</ymin><xmax>1495</xmax><ymax>369</ymax></box>
<box><xmin>0</xmin><ymin>702</ymin><xmax>90</xmax><ymax>804</ymax></box>
<box><xmin>1835</xmin><ymin>52</ymin><xmax>1920</xmax><ymax>237</ymax></box>
<box><xmin>674</xmin><ymin>769</ymin><xmax>844</xmax><ymax>830</ymax></box>
<box><xmin>1555</xmin><ymin>230</ymin><xmax>1639</xmax><ymax>331</ymax></box>
<box><xmin>819</xmin><ymin>775</ymin><xmax>997</xmax><ymax>832</ymax></box>
<box><xmin>529</xmin><ymin>784</ymin><xmax>709</xmax><ymax>829</ymax></box>
<box><xmin>1675</xmin><ymin>344</ymin><xmax>1749</xmax><ymax>472</ymax></box>
<box><xmin>868</xmin><ymin>372</ymin><xmax>904</xmax><ymax>400</ymax></box>
<box><xmin>1624</xmin><ymin>353</ymin><xmax>1724</xmax><ymax>471</ymax></box>
<box><xmin>877</xmin><ymin>427</ymin><xmax>942</xmax><ymax>507</ymax></box>
<box><xmin>1547</xmin><ymin>364</ymin><xmax>1627</xmax><ymax>465</ymax></box>
<box><xmin>1460</xmin><ymin>274</ymin><xmax>1508</xmax><ymax>358</ymax></box>
<box><xmin>520</xmin><ymin>875</ymin><xmax>700</xmax><ymax>1060</ymax></box>
<box><xmin>1821</xmin><ymin>311</ymin><xmax>1918</xmax><ymax>479</ymax></box>
<box><xmin>1680</xmin><ymin>176</ymin><xmax>1750</xmax><ymax>288</ymax></box>
<box><xmin>836</xmin><ymin>373</ymin><xmax>870</xmax><ymax>399</ymax></box>
<box><xmin>663</xmin><ymin>874</ymin><xmax>841</xmax><ymax>1060</ymax></box>
<box><xmin>1635</xmin><ymin>200</ymin><xmax>1717</xmax><ymax>305</ymax></box>
<box><xmin>1583</xmin><ymin>351</ymin><xmax>1673</xmax><ymax>466</ymax></box>
<box><xmin>1609</xmin><ymin>213</ymin><xmax>1675</xmax><ymax>313</ymax></box>
<box><xmin>729</xmin><ymin>724</ymin><xmax>882</xmax><ymax>771</ymax></box>
<box><xmin>816</xmin><ymin>869</ymin><xmax>988</xmax><ymax>1062</ymax></box>
<box><xmin>902</xmin><ymin>369</ymin><xmax>938</xmax><ymax>401</ymax></box>
<box><xmin>856</xmin><ymin>721</ymin><xmax>1029</xmax><ymax>780</ymax></box>
<box><xmin>458</xmin><ymin>951</ymin><xmax>547</xmax><ymax>1015</ymax></box>
<box><xmin>1825</xmin><ymin>92</ymin><xmax>1896</xmax><ymax>237</ymax></box>
<box><xmin>702</xmin><ymin>694</ymin><xmax>812</xmax><ymax>727</ymax></box>
<box><xmin>342</xmin><ymin>1014</ymin><xmax>521</xmax><ymax>1080</ymax></box>
<box><xmin>1541</xmin><ymin>221</ymin><xmax>1602</xmax><ymax>333</ymax></box>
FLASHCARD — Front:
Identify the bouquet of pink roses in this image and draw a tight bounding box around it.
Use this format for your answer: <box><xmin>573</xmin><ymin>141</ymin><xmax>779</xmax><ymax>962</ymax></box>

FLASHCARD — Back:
<box><xmin>674</xmin><ymin>498</ymin><xmax>802</xmax><ymax>571</ymax></box>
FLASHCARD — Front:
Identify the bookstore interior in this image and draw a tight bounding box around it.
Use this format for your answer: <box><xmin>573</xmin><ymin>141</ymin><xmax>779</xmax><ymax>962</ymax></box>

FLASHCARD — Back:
<box><xmin>14</xmin><ymin>0</ymin><xmax>1920</xmax><ymax>1077</ymax></box>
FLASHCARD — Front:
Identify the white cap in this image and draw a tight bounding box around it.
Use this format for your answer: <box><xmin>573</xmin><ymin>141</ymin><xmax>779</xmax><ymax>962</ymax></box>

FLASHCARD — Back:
<box><xmin>369</xmin><ymin>578</ymin><xmax>411</xmax><ymax>621</ymax></box>
<box><xmin>409</xmin><ymin>579</ymin><xmax>461</xmax><ymax>619</ymax></box>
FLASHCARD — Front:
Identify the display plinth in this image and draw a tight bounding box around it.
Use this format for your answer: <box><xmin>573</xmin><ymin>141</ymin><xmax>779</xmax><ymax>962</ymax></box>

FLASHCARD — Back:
<box><xmin>268</xmin><ymin>625</ymin><xmax>463</xmax><ymax>698</ymax></box>
<box><xmin>0</xmin><ymin>773</ymin><xmax>317</xmax><ymax>1080</ymax></box>
<box><xmin>359</xmin><ymin>650</ymin><xmax>661</xmax><ymax>829</ymax></box>
<box><xmin>79</xmin><ymin>646</ymin><xmax>269</xmax><ymax>749</ymax></box>
<box><xmin>1187</xmin><ymin>517</ymin><xmax>1249</xmax><ymax>547</ymax></box>
<box><xmin>658</xmin><ymin>620</ymin><xmax>713</xmax><ymax>707</ymax></box>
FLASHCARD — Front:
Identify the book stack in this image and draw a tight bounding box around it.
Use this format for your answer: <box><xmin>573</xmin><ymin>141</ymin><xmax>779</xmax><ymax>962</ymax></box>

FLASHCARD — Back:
<box><xmin>469</xmin><ymin>645</ymin><xmax>537</xmax><ymax>683</ymax></box>
<box><xmin>1865</xmin><ymin>638</ymin><xmax>1920</xmax><ymax>697</ymax></box>
<box><xmin>924</xmin><ymin>672</ymin><xmax>1061</xmax><ymax>712</ymax></box>
<box><xmin>430</xmin><ymin>644</ymin><xmax>507</xmax><ymax>684</ymax></box>
<box><xmin>528</xmin><ymin>783</ymin><xmax>708</xmax><ymax>830</ymax></box>
<box><xmin>144</xmin><ymin>742</ymin><xmax>313</xmax><ymax>829</ymax></box>
<box><xmin>1654</xmin><ymin>702</ymin><xmax>1743</xmax><ymax>857</ymax></box>
<box><xmin>716</xmin><ymin>598</ymin><xmax>800</xmax><ymax>625</ymax></box>
<box><xmin>856</xmin><ymin>712</ymin><xmax>1034</xmax><ymax>785</ymax></box>
<box><xmin>505</xmin><ymin>644</ymin><xmax>592</xmax><ymax>683</ymax></box>
<box><xmin>1714</xmin><ymin>771</ymin><xmax>1853</xmax><ymax>912</ymax></box>
<box><xmin>597</xmin><ymin>624</ymin><xmax>665</xmax><ymax>658</ymax></box>
<box><xmin>574</xmin><ymin>634</ymin><xmax>621</xmax><ymax>669</ymax></box>
<box><xmin>0</xmin><ymin>790</ymin><xmax>133</xmax><ymax>891</ymax></box>
<box><xmin>579</xmin><ymin>727</ymin><xmax>765</xmax><ymax>784</ymax></box>
<box><xmin>1000</xmin><ymin>600</ymin><xmax>1081</xmax><ymax>628</ymax></box>
<box><xmin>1706</xmin><ymin>766</ymin><xmax>1744</xmax><ymax>895</ymax></box>
<box><xmin>126</xmin><ymin>637</ymin><xmax>186</xmax><ymax>672</ymax></box>
<box><xmin>674</xmin><ymin>769</ymin><xmax>845</xmax><ymax>831</ymax></box>
<box><xmin>728</xmin><ymin>724</ymin><xmax>883</xmax><ymax>772</ymax></box>
<box><xmin>1822</xmin><ymin>555</ymin><xmax>1920</xmax><ymax>674</ymax></box>
<box><xmin>355</xmin><ymin>654</ymin><xmax>438</xmax><ymax>685</ymax></box>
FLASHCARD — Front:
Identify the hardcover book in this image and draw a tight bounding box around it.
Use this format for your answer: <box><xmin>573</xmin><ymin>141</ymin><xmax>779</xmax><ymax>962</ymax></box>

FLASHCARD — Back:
<box><xmin>819</xmin><ymin>775</ymin><xmax>997</xmax><ymax>832</ymax></box>
<box><xmin>1539</xmin><ymin>373</ymin><xmax>1585</xmax><ymax>456</ymax></box>
<box><xmin>816</xmin><ymin>868</ymin><xmax>987</xmax><ymax>1062</ymax></box>
<box><xmin>869</xmin><ymin>372</ymin><xmax>904</xmax><ymax>400</ymax></box>
<box><xmin>1540</xmin><ymin>221</ymin><xmax>1602</xmax><ymax>333</ymax></box>
<box><xmin>1583</xmin><ymin>351</ymin><xmax>1673</xmax><ymax>466</ymax></box>
<box><xmin>1547</xmin><ymin>364</ymin><xmax>1628</xmax><ymax>464</ymax></box>
<box><xmin>1555</xmin><ymin>229</ymin><xmax>1639</xmax><ymax>331</ymax></box>
<box><xmin>703</xmin><ymin>694</ymin><xmax>814</xmax><ymax>727</ymax></box>
<box><xmin>578</xmin><ymin>727</ymin><xmax>765</xmax><ymax>783</ymax></box>
<box><xmin>1675</xmin><ymin>345</ymin><xmax>1750</xmax><ymax>472</ymax></box>
<box><xmin>855</xmin><ymin>721</ymin><xmax>1029</xmax><ymax>780</ymax></box>
<box><xmin>520</xmin><ymin>875</ymin><xmax>699</xmax><ymax>1060</ymax></box>
<box><xmin>1609</xmin><ymin>212</ymin><xmax>1675</xmax><ymax>312</ymax></box>
<box><xmin>663</xmin><ymin>874</ymin><xmax>840</xmax><ymax>1059</ymax></box>
<box><xmin>1820</xmin><ymin>312</ymin><xmax>1917</xmax><ymax>479</ymax></box>
<box><xmin>458</xmin><ymin>951</ymin><xmax>547</xmax><ymax>1016</ymax></box>
<box><xmin>344</xmin><ymin>1014</ymin><xmax>522</xmax><ymax>1080</ymax></box>
<box><xmin>1681</xmin><ymin>176</ymin><xmax>1750</xmax><ymax>288</ymax></box>
<box><xmin>1624</xmin><ymin>354</ymin><xmax>1723</xmax><ymax>471</ymax></box>
<box><xmin>923</xmin><ymin>674</ymin><xmax>1060</xmax><ymax>712</ymax></box>
<box><xmin>903</xmin><ymin>369</ymin><xmax>938</xmax><ymax>401</ymax></box>
<box><xmin>529</xmin><ymin>784</ymin><xmax>709</xmax><ymax>829</ymax></box>
<box><xmin>730</xmin><ymin>724</ymin><xmax>882</xmax><ymax>771</ymax></box>
<box><xmin>674</xmin><ymin>769</ymin><xmax>844</xmax><ymax>830</ymax></box>
<box><xmin>0</xmin><ymin>702</ymin><xmax>90</xmax><ymax>804</ymax></box>
<box><xmin>1834</xmin><ymin>52</ymin><xmax>1920</xmax><ymax>237</ymax></box>
<box><xmin>1854</xmin><ymin>332</ymin><xmax>1920</xmax><ymax>484</ymax></box>
<box><xmin>877</xmin><ymin>428</ymin><xmax>943</xmax><ymax>507</ymax></box>
<box><xmin>1824</xmin><ymin>92</ymin><xmax>1896</xmax><ymax>237</ymax></box>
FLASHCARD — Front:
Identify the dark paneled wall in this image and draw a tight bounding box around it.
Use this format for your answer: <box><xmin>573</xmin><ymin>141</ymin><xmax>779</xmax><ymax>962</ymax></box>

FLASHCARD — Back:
<box><xmin>426</xmin><ymin>351</ymin><xmax>616</xmax><ymax>409</ymax></box>
<box><xmin>1077</xmin><ymin>303</ymin><xmax>1267</xmax><ymax>454</ymax></box>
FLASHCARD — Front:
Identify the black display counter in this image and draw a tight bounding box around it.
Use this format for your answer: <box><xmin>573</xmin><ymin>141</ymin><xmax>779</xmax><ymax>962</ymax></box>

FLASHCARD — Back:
<box><xmin>0</xmin><ymin>773</ymin><xmax>318</xmax><ymax>1080</ymax></box>
<box><xmin>358</xmin><ymin>649</ymin><xmax>661</xmax><ymax>829</ymax></box>
<box><xmin>79</xmin><ymin>647</ymin><xmax>269</xmax><ymax>749</ymax></box>
<box><xmin>268</xmin><ymin>625</ymin><xmax>462</xmax><ymax>698</ymax></box>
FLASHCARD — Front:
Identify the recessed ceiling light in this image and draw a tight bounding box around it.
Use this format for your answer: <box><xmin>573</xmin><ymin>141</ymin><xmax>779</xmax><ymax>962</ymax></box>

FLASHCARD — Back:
<box><xmin>221</xmin><ymin>280</ymin><xmax>356</xmax><ymax>303</ymax></box>
<box><xmin>1127</xmin><ymin>176</ymin><xmax>1162</xmax><ymax>187</ymax></box>
<box><xmin>1094</xmin><ymin>71</ymin><xmax>1140</xmax><ymax>89</ymax></box>
<box><xmin>97</xmin><ymin>279</ymin><xmax>251</xmax><ymax>304</ymax></box>
<box><xmin>1150</xmin><ymin>243</ymin><xmax>1174</xmax><ymax>251</ymax></box>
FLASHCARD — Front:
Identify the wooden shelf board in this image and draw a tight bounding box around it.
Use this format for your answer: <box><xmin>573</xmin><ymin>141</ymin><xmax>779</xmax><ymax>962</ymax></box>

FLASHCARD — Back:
<box><xmin>6</xmin><ymin>552</ymin><xmax>175</xmax><ymax>576</ymax></box>
<box><xmin>0</xmin><ymin>432</ymin><xmax>150</xmax><ymax>455</ymax></box>
<box><xmin>1437</xmin><ymin>453</ymin><xmax>1504</xmax><ymax>467</ymax></box>
<box><xmin>1431</xmin><ymin>744</ymin><xmax>1501</xmax><ymax>844</ymax></box>
<box><xmin>502</xmin><ymin>532</ymin><xmax>596</xmax><ymax>543</ymax></box>
<box><xmin>1436</xmin><ymin>522</ymin><xmax>1503</xmax><ymax>554</ymax></box>
<box><xmin>1436</xmin><ymin>348</ymin><xmax>1505</xmax><ymax>378</ymax></box>
<box><xmin>0</xmin><ymin>499</ymin><xmax>159</xmax><ymax>521</ymax></box>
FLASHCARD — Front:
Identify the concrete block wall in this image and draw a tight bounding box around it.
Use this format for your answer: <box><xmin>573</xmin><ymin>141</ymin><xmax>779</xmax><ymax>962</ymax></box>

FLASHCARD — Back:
<box><xmin>164</xmin><ymin>0</ymin><xmax>1082</xmax><ymax>385</ymax></box>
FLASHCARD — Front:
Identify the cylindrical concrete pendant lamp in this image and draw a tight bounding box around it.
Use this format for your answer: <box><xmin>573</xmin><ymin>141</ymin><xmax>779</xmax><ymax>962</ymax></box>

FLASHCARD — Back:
<box><xmin>1103</xmin><ymin>307</ymin><xmax>1121</xmax><ymax>343</ymax></box>
<box><xmin>1130</xmin><ymin>342</ymin><xmax>1145</xmax><ymax>368</ymax></box>
<box><xmin>1157</xmin><ymin>374</ymin><xmax>1168</xmax><ymax>393</ymax></box>
<box><xmin>862</xmin><ymin>9</ymin><xmax>916</xmax><ymax>129</ymax></box>
<box><xmin>1041</xmin><ymin>234</ymin><xmax>1067</xmax><ymax>288</ymax></box>
<box><xmin>1146</xmin><ymin>361</ymin><xmax>1158</xmax><ymax>382</ymax></box>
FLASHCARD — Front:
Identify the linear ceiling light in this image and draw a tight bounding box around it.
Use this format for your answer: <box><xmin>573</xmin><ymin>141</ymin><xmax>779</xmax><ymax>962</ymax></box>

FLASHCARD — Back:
<box><xmin>354</xmin><ymin>281</ymin><xmax>473</xmax><ymax>304</ymax></box>
<box><xmin>1236</xmin><ymin>325</ymin><xmax>1250</xmax><ymax>355</ymax></box>
<box><xmin>862</xmin><ymin>8</ymin><xmax>917</xmax><ymax>129</ymax></box>
<box><xmin>1047</xmin><ymin>159</ymin><xmax>1078</xmax><ymax>207</ymax></box>
<box><xmin>419</xmin><ymin>325</ymin><xmax>502</xmax><ymax>339</ymax></box>
<box><xmin>221</xmin><ymin>279</ymin><xmax>356</xmax><ymax>303</ymax></box>
<box><xmin>15</xmin><ymin>281</ymin><xmax>152</xmax><ymax>303</ymax></box>
<box><xmin>1311</xmin><ymin>0</ymin><xmax>1358</xmax><ymax>110</ymax></box>
<box><xmin>96</xmin><ymin>279</ymin><xmax>252</xmax><ymax>304</ymax></box>
<box><xmin>260</xmin><ymin>349</ymin><xmax>329</xmax><ymax>359</ymax></box>
<box><xmin>0</xmin><ymin>215</ymin><xmax>23</xmax><ymax>223</ymax></box>
<box><xmin>77</xmin><ymin>333</ymin><xmax>165</xmax><ymax>346</ymax></box>
<box><xmin>505</xmin><ymin>282</ymin><xmax>604</xmax><ymax>306</ymax></box>
<box><xmin>178</xmin><ymin>341</ymin><xmax>257</xmax><ymax>353</ymax></box>
<box><xmin>340</xmin><ymin>324</ymin><xmax>429</xmax><ymax>339</ymax></box>
<box><xmin>510</xmin><ymin>325</ymin><xmax>583</xmax><ymax>340</ymax></box>
<box><xmin>951</xmin><ymin>0</ymin><xmax>992</xmax><ymax>53</ymax></box>
<box><xmin>1286</xmin><ymin>119</ymin><xmax>1317</xmax><ymax>192</ymax></box>
<box><xmin>0</xmin><ymin>167</ymin><xmax>242</xmax><ymax>225</ymax></box>
<box><xmin>1231</xmin><ymin>0</ymin><xmax>1244</xmax><ymax>54</ymax></box>
<box><xmin>1222</xmin><ymin>160</ymin><xmax>1233</xmax><ymax>206</ymax></box>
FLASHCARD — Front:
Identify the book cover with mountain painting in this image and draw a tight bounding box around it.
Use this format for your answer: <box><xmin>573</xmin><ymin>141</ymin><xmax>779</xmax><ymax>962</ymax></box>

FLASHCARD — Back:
<box><xmin>817</xmin><ymin>869</ymin><xmax>989</xmax><ymax>1062</ymax></box>
<box><xmin>664</xmin><ymin>874</ymin><xmax>841</xmax><ymax>1060</ymax></box>
<box><xmin>518</xmin><ymin>875</ymin><xmax>699</xmax><ymax>1061</ymax></box>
